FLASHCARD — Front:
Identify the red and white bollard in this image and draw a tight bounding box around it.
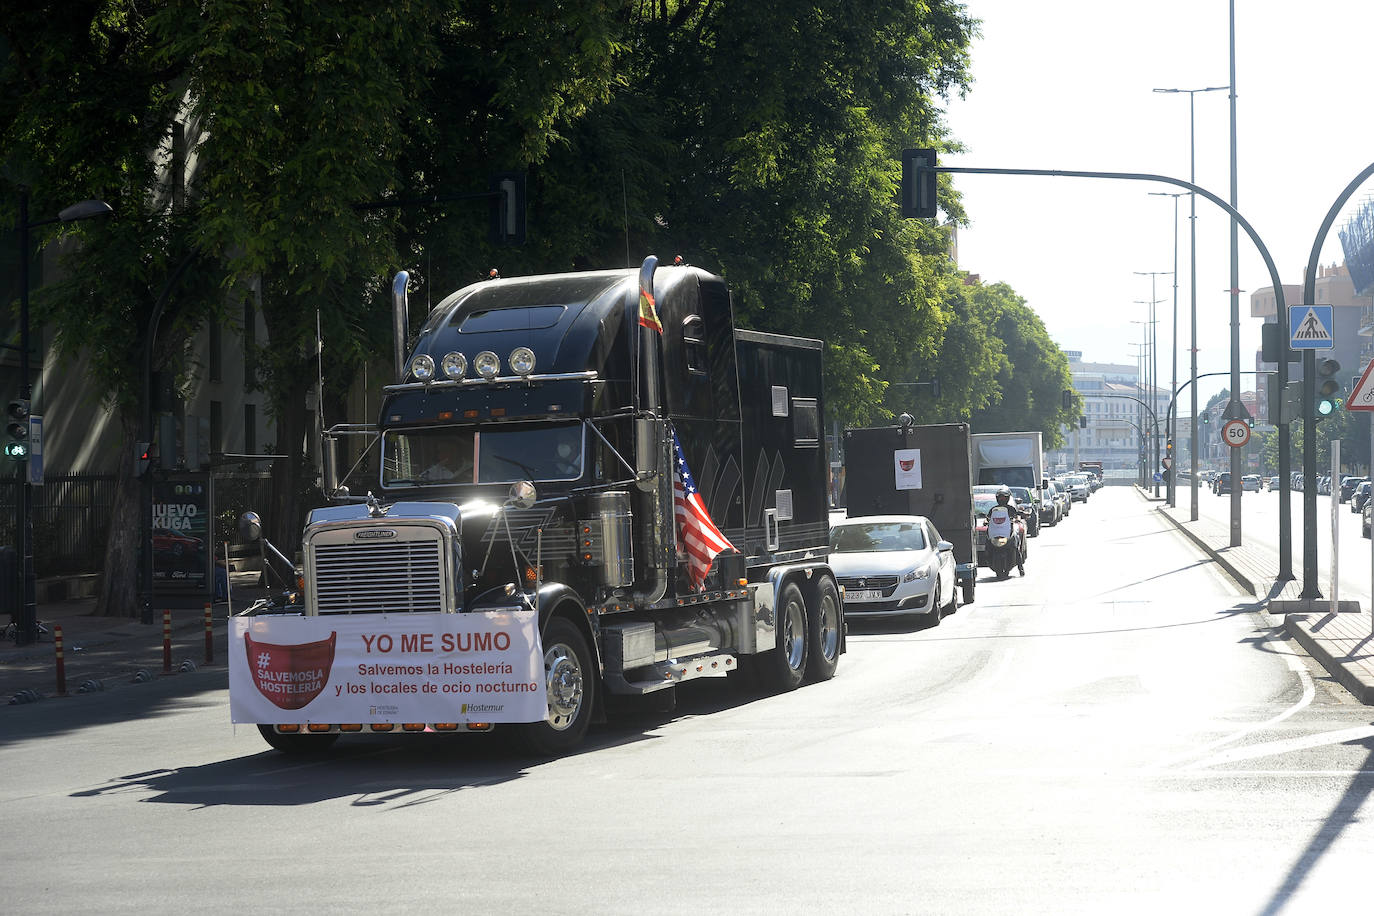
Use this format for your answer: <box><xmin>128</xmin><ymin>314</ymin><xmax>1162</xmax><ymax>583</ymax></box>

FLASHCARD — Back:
<box><xmin>54</xmin><ymin>624</ymin><xmax>67</xmax><ymax>696</ymax></box>
<box><xmin>204</xmin><ymin>602</ymin><xmax>214</xmax><ymax>665</ymax></box>
<box><xmin>162</xmin><ymin>609</ymin><xmax>172</xmax><ymax>674</ymax></box>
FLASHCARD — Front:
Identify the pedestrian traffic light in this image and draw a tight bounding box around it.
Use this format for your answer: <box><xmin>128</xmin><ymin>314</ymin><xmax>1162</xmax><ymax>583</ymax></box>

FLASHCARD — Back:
<box><xmin>1315</xmin><ymin>358</ymin><xmax>1343</xmax><ymax>418</ymax></box>
<box><xmin>900</xmin><ymin>148</ymin><xmax>938</xmax><ymax>219</ymax></box>
<box><xmin>134</xmin><ymin>441</ymin><xmax>152</xmax><ymax>477</ymax></box>
<box><xmin>5</xmin><ymin>400</ymin><xmax>30</xmax><ymax>460</ymax></box>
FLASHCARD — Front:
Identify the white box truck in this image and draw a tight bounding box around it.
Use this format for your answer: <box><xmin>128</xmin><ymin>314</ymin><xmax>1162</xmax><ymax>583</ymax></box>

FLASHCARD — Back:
<box><xmin>970</xmin><ymin>431</ymin><xmax>1044</xmax><ymax>491</ymax></box>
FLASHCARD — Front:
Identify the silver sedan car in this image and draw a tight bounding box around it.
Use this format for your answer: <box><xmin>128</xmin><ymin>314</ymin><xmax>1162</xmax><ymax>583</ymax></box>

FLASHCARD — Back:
<box><xmin>829</xmin><ymin>515</ymin><xmax>959</xmax><ymax>625</ymax></box>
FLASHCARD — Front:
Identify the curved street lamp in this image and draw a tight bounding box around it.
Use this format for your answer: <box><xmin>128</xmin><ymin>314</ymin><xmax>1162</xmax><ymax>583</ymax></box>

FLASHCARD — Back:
<box><xmin>12</xmin><ymin>190</ymin><xmax>113</xmax><ymax>645</ymax></box>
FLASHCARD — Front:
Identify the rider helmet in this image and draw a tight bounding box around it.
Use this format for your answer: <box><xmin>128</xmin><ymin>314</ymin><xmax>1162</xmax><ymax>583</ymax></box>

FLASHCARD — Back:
<box><xmin>995</xmin><ymin>485</ymin><xmax>1012</xmax><ymax>504</ymax></box>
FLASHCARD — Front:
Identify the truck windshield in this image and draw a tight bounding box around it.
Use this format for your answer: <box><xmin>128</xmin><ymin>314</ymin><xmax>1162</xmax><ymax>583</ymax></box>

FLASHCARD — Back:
<box><xmin>382</xmin><ymin>422</ymin><xmax>584</xmax><ymax>488</ymax></box>
<box><xmin>977</xmin><ymin>467</ymin><xmax>1035</xmax><ymax>489</ymax></box>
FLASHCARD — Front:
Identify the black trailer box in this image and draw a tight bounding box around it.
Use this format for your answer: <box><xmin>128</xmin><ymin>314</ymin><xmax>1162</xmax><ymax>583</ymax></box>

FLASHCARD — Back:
<box><xmin>842</xmin><ymin>423</ymin><xmax>976</xmax><ymax>599</ymax></box>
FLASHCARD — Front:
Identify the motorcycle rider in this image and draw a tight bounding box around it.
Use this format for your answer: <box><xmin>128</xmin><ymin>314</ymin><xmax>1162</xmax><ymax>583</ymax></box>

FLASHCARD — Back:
<box><xmin>987</xmin><ymin>485</ymin><xmax>1026</xmax><ymax>577</ymax></box>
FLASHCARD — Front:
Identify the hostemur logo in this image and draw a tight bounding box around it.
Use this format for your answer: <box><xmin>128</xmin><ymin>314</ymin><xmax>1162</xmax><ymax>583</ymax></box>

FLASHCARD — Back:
<box><xmin>461</xmin><ymin>703</ymin><xmax>503</xmax><ymax>715</ymax></box>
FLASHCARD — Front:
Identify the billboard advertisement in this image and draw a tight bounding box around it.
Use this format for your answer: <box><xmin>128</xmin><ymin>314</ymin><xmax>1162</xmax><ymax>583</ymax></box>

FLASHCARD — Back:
<box><xmin>152</xmin><ymin>474</ymin><xmax>213</xmax><ymax>595</ymax></box>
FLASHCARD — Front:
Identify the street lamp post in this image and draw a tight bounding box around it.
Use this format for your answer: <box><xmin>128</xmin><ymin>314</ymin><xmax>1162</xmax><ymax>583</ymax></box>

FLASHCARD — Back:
<box><xmin>12</xmin><ymin>189</ymin><xmax>112</xmax><ymax>646</ymax></box>
<box><xmin>1153</xmin><ymin>83</ymin><xmax>1229</xmax><ymax>523</ymax></box>
<box><xmin>1148</xmin><ymin>193</ymin><xmax>1185</xmax><ymax>507</ymax></box>
<box><xmin>1136</xmin><ymin>274</ymin><xmax>1172</xmax><ymax>498</ymax></box>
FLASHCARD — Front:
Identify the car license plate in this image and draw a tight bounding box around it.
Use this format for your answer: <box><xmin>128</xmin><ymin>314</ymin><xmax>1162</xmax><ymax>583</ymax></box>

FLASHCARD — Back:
<box><xmin>846</xmin><ymin>589</ymin><xmax>883</xmax><ymax>600</ymax></box>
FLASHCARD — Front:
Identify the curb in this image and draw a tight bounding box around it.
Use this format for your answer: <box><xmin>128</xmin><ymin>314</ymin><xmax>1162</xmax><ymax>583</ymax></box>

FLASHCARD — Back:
<box><xmin>1285</xmin><ymin>613</ymin><xmax>1374</xmax><ymax>705</ymax></box>
<box><xmin>1153</xmin><ymin>502</ymin><xmax>1257</xmax><ymax>596</ymax></box>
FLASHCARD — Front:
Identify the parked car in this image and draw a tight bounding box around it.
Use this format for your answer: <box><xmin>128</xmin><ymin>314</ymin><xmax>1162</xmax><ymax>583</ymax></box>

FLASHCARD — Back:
<box><xmin>1213</xmin><ymin>471</ymin><xmax>1232</xmax><ymax>495</ymax></box>
<box><xmin>1317</xmin><ymin>475</ymin><xmax>1332</xmax><ymax>495</ymax></box>
<box><xmin>1241</xmin><ymin>474</ymin><xmax>1261</xmax><ymax>492</ymax></box>
<box><xmin>1267</xmin><ymin>476</ymin><xmax>1281</xmax><ymax>490</ymax></box>
<box><xmin>1351</xmin><ymin>481</ymin><xmax>1371</xmax><ymax>514</ymax></box>
<box><xmin>829</xmin><ymin>515</ymin><xmax>959</xmax><ymax>625</ymax></box>
<box><xmin>1340</xmin><ymin>476</ymin><xmax>1368</xmax><ymax>503</ymax></box>
<box><xmin>1364</xmin><ymin>499</ymin><xmax>1371</xmax><ymax>539</ymax></box>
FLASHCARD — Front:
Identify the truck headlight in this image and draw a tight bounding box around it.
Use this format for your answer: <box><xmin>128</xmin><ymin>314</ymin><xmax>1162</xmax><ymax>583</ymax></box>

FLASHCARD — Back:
<box><xmin>410</xmin><ymin>354</ymin><xmax>435</xmax><ymax>382</ymax></box>
<box><xmin>441</xmin><ymin>351</ymin><xmax>467</xmax><ymax>379</ymax></box>
<box><xmin>509</xmin><ymin>347</ymin><xmax>536</xmax><ymax>376</ymax></box>
<box><xmin>474</xmin><ymin>351</ymin><xmax>500</xmax><ymax>379</ymax></box>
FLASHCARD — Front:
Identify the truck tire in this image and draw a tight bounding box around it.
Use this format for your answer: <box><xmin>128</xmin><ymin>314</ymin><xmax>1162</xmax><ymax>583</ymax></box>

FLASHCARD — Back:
<box><xmin>257</xmin><ymin>725</ymin><xmax>338</xmax><ymax>755</ymax></box>
<box><xmin>515</xmin><ymin>615</ymin><xmax>595</xmax><ymax>756</ymax></box>
<box><xmin>804</xmin><ymin>577</ymin><xmax>841</xmax><ymax>683</ymax></box>
<box><xmin>764</xmin><ymin>581</ymin><xmax>809</xmax><ymax>693</ymax></box>
<box><xmin>962</xmin><ymin>578</ymin><xmax>975</xmax><ymax>606</ymax></box>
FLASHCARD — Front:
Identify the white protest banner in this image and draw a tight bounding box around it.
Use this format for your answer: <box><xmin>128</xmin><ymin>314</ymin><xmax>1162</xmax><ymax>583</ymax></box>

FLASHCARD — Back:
<box><xmin>229</xmin><ymin>611</ymin><xmax>546</xmax><ymax>725</ymax></box>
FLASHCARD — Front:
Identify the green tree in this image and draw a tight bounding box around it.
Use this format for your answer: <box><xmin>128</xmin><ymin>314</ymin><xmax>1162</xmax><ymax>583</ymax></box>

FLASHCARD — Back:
<box><xmin>1</xmin><ymin>2</ymin><xmax>225</xmax><ymax>616</ymax></box>
<box><xmin>967</xmin><ymin>281</ymin><xmax>1077</xmax><ymax>447</ymax></box>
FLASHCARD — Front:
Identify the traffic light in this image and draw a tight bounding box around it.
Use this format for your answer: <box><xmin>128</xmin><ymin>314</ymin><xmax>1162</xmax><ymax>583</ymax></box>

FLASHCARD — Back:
<box><xmin>1062</xmin><ymin>388</ymin><xmax>1073</xmax><ymax>409</ymax></box>
<box><xmin>5</xmin><ymin>400</ymin><xmax>30</xmax><ymax>461</ymax></box>
<box><xmin>1316</xmin><ymin>358</ymin><xmax>1343</xmax><ymax>418</ymax></box>
<box><xmin>929</xmin><ymin>377</ymin><xmax>941</xmax><ymax>399</ymax></box>
<box><xmin>900</xmin><ymin>148</ymin><xmax>938</xmax><ymax>219</ymax></box>
<box><xmin>134</xmin><ymin>441</ymin><xmax>152</xmax><ymax>477</ymax></box>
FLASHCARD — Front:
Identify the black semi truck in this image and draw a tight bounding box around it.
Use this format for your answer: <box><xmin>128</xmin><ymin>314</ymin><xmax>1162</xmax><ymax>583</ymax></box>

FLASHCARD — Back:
<box><xmin>240</xmin><ymin>256</ymin><xmax>843</xmax><ymax>755</ymax></box>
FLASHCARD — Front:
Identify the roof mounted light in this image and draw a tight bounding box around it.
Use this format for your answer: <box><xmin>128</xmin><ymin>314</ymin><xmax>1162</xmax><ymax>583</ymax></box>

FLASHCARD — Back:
<box><xmin>509</xmin><ymin>347</ymin><xmax>535</xmax><ymax>377</ymax></box>
<box><xmin>474</xmin><ymin>351</ymin><xmax>500</xmax><ymax>379</ymax></box>
<box><xmin>410</xmin><ymin>354</ymin><xmax>435</xmax><ymax>382</ymax></box>
<box><xmin>441</xmin><ymin>351</ymin><xmax>467</xmax><ymax>379</ymax></box>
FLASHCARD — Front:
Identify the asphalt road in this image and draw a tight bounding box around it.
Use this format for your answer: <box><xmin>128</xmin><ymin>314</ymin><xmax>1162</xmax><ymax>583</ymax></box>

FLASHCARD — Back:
<box><xmin>4</xmin><ymin>487</ymin><xmax>1373</xmax><ymax>914</ymax></box>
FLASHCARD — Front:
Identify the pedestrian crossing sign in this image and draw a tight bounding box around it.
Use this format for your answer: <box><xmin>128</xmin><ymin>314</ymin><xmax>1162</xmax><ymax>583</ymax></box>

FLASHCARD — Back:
<box><xmin>1288</xmin><ymin>304</ymin><xmax>1334</xmax><ymax>349</ymax></box>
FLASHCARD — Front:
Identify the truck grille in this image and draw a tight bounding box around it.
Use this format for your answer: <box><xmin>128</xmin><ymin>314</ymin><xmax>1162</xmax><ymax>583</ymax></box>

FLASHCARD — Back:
<box><xmin>312</xmin><ymin>540</ymin><xmax>444</xmax><ymax>614</ymax></box>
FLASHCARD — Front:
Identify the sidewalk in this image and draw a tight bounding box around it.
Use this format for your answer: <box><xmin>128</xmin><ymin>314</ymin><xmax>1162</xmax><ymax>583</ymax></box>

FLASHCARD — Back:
<box><xmin>0</xmin><ymin>573</ymin><xmax>266</xmax><ymax>705</ymax></box>
<box><xmin>1152</xmin><ymin>487</ymin><xmax>1374</xmax><ymax>705</ymax></box>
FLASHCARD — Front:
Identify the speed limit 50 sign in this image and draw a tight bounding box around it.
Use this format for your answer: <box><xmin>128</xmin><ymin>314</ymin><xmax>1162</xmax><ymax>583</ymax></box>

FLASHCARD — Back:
<box><xmin>1222</xmin><ymin>418</ymin><xmax>1250</xmax><ymax>448</ymax></box>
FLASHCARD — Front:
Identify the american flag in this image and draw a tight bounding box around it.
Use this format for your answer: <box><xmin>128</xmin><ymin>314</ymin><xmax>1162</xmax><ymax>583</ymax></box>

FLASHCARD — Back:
<box><xmin>671</xmin><ymin>429</ymin><xmax>735</xmax><ymax>590</ymax></box>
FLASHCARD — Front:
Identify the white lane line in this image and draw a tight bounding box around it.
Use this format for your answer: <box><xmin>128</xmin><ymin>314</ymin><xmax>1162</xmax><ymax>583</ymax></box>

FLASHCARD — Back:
<box><xmin>1181</xmin><ymin>724</ymin><xmax>1374</xmax><ymax>770</ymax></box>
<box><xmin>1149</xmin><ymin>629</ymin><xmax>1316</xmax><ymax>771</ymax></box>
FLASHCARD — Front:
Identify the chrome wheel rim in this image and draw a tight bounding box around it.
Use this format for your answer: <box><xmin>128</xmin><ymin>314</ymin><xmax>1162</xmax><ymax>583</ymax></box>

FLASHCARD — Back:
<box><xmin>543</xmin><ymin>641</ymin><xmax>584</xmax><ymax>731</ymax></box>
<box><xmin>817</xmin><ymin>590</ymin><xmax>840</xmax><ymax>661</ymax></box>
<box><xmin>781</xmin><ymin>596</ymin><xmax>806</xmax><ymax>671</ymax></box>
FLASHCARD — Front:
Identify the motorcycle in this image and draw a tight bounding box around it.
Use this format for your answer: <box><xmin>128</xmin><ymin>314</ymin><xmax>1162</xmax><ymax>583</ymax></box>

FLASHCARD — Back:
<box><xmin>978</xmin><ymin>503</ymin><xmax>1028</xmax><ymax>579</ymax></box>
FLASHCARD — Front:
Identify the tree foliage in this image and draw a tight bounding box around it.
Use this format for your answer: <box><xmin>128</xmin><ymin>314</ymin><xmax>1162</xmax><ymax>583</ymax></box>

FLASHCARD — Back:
<box><xmin>2</xmin><ymin>1</ymin><xmax>1098</xmax><ymax>613</ymax></box>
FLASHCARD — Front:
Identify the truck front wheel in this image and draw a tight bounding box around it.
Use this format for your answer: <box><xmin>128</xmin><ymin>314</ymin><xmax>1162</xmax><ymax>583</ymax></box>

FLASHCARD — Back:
<box><xmin>764</xmin><ymin>582</ymin><xmax>809</xmax><ymax>693</ymax></box>
<box><xmin>515</xmin><ymin>616</ymin><xmax>595</xmax><ymax>756</ymax></box>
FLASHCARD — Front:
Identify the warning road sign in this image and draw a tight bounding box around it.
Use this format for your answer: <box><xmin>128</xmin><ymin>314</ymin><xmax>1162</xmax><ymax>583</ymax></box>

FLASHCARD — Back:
<box><xmin>1289</xmin><ymin>304</ymin><xmax>1334</xmax><ymax>350</ymax></box>
<box><xmin>1347</xmin><ymin>359</ymin><xmax>1374</xmax><ymax>411</ymax></box>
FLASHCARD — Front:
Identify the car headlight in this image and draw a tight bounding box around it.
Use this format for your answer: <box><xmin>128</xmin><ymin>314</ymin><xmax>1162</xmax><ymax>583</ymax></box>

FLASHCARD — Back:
<box><xmin>903</xmin><ymin>567</ymin><xmax>930</xmax><ymax>583</ymax></box>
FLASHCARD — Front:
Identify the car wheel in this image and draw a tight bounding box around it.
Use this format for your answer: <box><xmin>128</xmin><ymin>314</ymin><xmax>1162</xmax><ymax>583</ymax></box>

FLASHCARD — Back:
<box><xmin>944</xmin><ymin>578</ymin><xmax>959</xmax><ymax>616</ymax></box>
<box><xmin>927</xmin><ymin>584</ymin><xmax>943</xmax><ymax>627</ymax></box>
<box><xmin>804</xmin><ymin>577</ymin><xmax>841</xmax><ymax>683</ymax></box>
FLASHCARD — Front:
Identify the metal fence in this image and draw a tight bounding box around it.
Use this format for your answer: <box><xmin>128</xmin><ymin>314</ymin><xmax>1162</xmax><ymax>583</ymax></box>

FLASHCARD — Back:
<box><xmin>0</xmin><ymin>468</ymin><xmax>279</xmax><ymax>579</ymax></box>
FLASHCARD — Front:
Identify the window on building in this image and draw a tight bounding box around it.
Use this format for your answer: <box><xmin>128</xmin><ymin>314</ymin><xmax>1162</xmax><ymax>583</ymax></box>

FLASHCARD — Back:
<box><xmin>209</xmin><ymin>320</ymin><xmax>222</xmax><ymax>382</ymax></box>
<box><xmin>243</xmin><ymin>299</ymin><xmax>257</xmax><ymax>392</ymax></box>
<box><xmin>245</xmin><ymin>403</ymin><xmax>257</xmax><ymax>455</ymax></box>
<box><xmin>210</xmin><ymin>400</ymin><xmax>222</xmax><ymax>455</ymax></box>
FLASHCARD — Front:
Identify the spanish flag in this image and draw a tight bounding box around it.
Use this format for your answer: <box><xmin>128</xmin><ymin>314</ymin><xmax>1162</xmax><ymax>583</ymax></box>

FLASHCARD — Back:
<box><xmin>638</xmin><ymin>284</ymin><xmax>663</xmax><ymax>334</ymax></box>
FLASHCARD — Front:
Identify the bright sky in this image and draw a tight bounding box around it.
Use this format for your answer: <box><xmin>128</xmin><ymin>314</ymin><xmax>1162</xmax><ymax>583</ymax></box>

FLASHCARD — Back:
<box><xmin>942</xmin><ymin>0</ymin><xmax>1374</xmax><ymax>407</ymax></box>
